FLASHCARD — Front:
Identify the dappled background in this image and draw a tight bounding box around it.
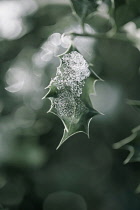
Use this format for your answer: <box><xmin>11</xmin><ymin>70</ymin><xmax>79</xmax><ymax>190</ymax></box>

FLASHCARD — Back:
<box><xmin>0</xmin><ymin>0</ymin><xmax>140</xmax><ymax>210</ymax></box>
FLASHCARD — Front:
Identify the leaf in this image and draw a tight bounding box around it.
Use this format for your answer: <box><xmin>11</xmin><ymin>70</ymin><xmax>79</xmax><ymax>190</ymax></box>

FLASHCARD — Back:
<box><xmin>44</xmin><ymin>48</ymin><xmax>100</xmax><ymax>148</ymax></box>
<box><xmin>70</xmin><ymin>0</ymin><xmax>100</xmax><ymax>20</ymax></box>
<box><xmin>93</xmin><ymin>38</ymin><xmax>140</xmax><ymax>84</ymax></box>
<box><xmin>56</xmin><ymin>108</ymin><xmax>97</xmax><ymax>149</ymax></box>
<box><xmin>86</xmin><ymin>12</ymin><xmax>112</xmax><ymax>33</ymax></box>
<box><xmin>113</xmin><ymin>125</ymin><xmax>140</xmax><ymax>164</ymax></box>
<box><xmin>114</xmin><ymin>0</ymin><xmax>140</xmax><ymax>28</ymax></box>
<box><xmin>113</xmin><ymin>100</ymin><xmax>140</xmax><ymax>164</ymax></box>
<box><xmin>115</xmin><ymin>5</ymin><xmax>136</xmax><ymax>28</ymax></box>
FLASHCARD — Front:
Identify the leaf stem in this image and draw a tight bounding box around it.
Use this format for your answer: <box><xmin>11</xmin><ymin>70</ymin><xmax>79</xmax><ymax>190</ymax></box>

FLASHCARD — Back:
<box><xmin>70</xmin><ymin>32</ymin><xmax>132</xmax><ymax>43</ymax></box>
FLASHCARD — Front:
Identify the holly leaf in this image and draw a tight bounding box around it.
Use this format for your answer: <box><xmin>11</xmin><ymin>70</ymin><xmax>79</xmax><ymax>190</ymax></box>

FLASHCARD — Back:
<box><xmin>113</xmin><ymin>125</ymin><xmax>140</xmax><ymax>164</ymax></box>
<box><xmin>86</xmin><ymin>12</ymin><xmax>112</xmax><ymax>33</ymax></box>
<box><xmin>56</xmin><ymin>107</ymin><xmax>98</xmax><ymax>149</ymax></box>
<box><xmin>44</xmin><ymin>48</ymin><xmax>100</xmax><ymax>148</ymax></box>
<box><xmin>70</xmin><ymin>0</ymin><xmax>100</xmax><ymax>21</ymax></box>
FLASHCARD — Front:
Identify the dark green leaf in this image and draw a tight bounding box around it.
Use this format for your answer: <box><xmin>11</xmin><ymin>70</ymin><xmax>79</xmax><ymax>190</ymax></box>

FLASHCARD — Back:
<box><xmin>126</xmin><ymin>0</ymin><xmax>140</xmax><ymax>13</ymax></box>
<box><xmin>114</xmin><ymin>0</ymin><xmax>140</xmax><ymax>28</ymax></box>
<box><xmin>71</xmin><ymin>0</ymin><xmax>99</xmax><ymax>20</ymax></box>
<box><xmin>115</xmin><ymin>5</ymin><xmax>136</xmax><ymax>28</ymax></box>
<box><xmin>86</xmin><ymin>12</ymin><xmax>112</xmax><ymax>32</ymax></box>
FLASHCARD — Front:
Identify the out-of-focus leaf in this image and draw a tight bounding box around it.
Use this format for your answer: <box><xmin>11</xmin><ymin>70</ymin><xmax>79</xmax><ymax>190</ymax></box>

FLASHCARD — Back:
<box><xmin>113</xmin><ymin>125</ymin><xmax>140</xmax><ymax>164</ymax></box>
<box><xmin>86</xmin><ymin>12</ymin><xmax>112</xmax><ymax>32</ymax></box>
<box><xmin>126</xmin><ymin>0</ymin><xmax>140</xmax><ymax>13</ymax></box>
<box><xmin>33</xmin><ymin>4</ymin><xmax>72</xmax><ymax>27</ymax></box>
<box><xmin>70</xmin><ymin>0</ymin><xmax>100</xmax><ymax>20</ymax></box>
<box><xmin>114</xmin><ymin>0</ymin><xmax>140</xmax><ymax>28</ymax></box>
<box><xmin>93</xmin><ymin>38</ymin><xmax>140</xmax><ymax>84</ymax></box>
<box><xmin>115</xmin><ymin>5</ymin><xmax>136</xmax><ymax>28</ymax></box>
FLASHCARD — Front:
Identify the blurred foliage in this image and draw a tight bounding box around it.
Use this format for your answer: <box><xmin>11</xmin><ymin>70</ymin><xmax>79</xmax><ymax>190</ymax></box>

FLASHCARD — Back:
<box><xmin>70</xmin><ymin>0</ymin><xmax>99</xmax><ymax>21</ymax></box>
<box><xmin>0</xmin><ymin>0</ymin><xmax>140</xmax><ymax>210</ymax></box>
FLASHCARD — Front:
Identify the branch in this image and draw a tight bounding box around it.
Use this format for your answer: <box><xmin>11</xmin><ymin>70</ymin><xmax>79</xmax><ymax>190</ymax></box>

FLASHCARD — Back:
<box><xmin>70</xmin><ymin>32</ymin><xmax>132</xmax><ymax>43</ymax></box>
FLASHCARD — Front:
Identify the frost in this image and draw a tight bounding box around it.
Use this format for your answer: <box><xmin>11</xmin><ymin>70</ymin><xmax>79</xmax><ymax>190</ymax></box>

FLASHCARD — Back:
<box><xmin>53</xmin><ymin>90</ymin><xmax>75</xmax><ymax>118</ymax></box>
<box><xmin>62</xmin><ymin>51</ymin><xmax>90</xmax><ymax>83</ymax></box>
<box><xmin>50</xmin><ymin>51</ymin><xmax>90</xmax><ymax>118</ymax></box>
<box><xmin>53</xmin><ymin>90</ymin><xmax>88</xmax><ymax>119</ymax></box>
<box><xmin>53</xmin><ymin>51</ymin><xmax>90</xmax><ymax>97</ymax></box>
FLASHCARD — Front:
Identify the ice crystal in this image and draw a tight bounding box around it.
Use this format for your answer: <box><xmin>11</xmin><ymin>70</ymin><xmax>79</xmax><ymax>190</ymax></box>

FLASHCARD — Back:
<box><xmin>53</xmin><ymin>90</ymin><xmax>75</xmax><ymax>117</ymax></box>
<box><xmin>53</xmin><ymin>51</ymin><xmax>90</xmax><ymax>97</ymax></box>
<box><xmin>74</xmin><ymin>97</ymin><xmax>88</xmax><ymax>118</ymax></box>
<box><xmin>50</xmin><ymin>51</ymin><xmax>90</xmax><ymax>118</ymax></box>
<box><xmin>53</xmin><ymin>90</ymin><xmax>88</xmax><ymax>118</ymax></box>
